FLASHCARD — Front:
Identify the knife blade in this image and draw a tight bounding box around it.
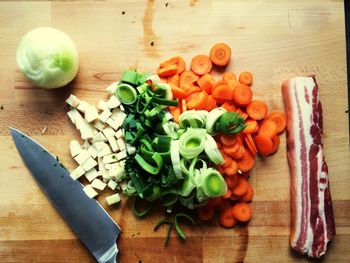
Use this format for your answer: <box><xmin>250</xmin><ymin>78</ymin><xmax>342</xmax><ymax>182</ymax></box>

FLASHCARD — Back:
<box><xmin>10</xmin><ymin>128</ymin><xmax>121</xmax><ymax>263</ymax></box>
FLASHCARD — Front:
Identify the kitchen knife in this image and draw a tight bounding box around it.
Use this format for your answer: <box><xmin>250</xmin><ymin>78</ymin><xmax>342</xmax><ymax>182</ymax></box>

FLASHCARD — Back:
<box><xmin>10</xmin><ymin>128</ymin><xmax>120</xmax><ymax>263</ymax></box>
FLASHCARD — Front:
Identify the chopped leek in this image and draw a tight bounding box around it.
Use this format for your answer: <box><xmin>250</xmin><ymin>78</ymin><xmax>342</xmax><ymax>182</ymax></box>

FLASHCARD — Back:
<box><xmin>121</xmin><ymin>70</ymin><xmax>140</xmax><ymax>86</ymax></box>
<box><xmin>198</xmin><ymin>168</ymin><xmax>227</xmax><ymax>198</ymax></box>
<box><xmin>179</xmin><ymin>128</ymin><xmax>206</xmax><ymax>159</ymax></box>
<box><xmin>204</xmin><ymin>134</ymin><xmax>224</xmax><ymax>165</ymax></box>
<box><xmin>174</xmin><ymin>213</ymin><xmax>195</xmax><ymax>240</ymax></box>
<box><xmin>170</xmin><ymin>140</ymin><xmax>183</xmax><ymax>179</ymax></box>
<box><xmin>206</xmin><ymin>107</ymin><xmax>227</xmax><ymax>134</ymax></box>
<box><xmin>179</xmin><ymin>110</ymin><xmax>208</xmax><ymax>129</ymax></box>
<box><xmin>214</xmin><ymin>112</ymin><xmax>246</xmax><ymax>134</ymax></box>
<box><xmin>132</xmin><ymin>197</ymin><xmax>155</xmax><ymax>218</ymax></box>
<box><xmin>116</xmin><ymin>83</ymin><xmax>137</xmax><ymax>105</ymax></box>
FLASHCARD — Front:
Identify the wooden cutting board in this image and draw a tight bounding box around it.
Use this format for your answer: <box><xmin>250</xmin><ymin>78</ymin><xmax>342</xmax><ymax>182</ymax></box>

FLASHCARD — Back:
<box><xmin>0</xmin><ymin>1</ymin><xmax>349</xmax><ymax>262</ymax></box>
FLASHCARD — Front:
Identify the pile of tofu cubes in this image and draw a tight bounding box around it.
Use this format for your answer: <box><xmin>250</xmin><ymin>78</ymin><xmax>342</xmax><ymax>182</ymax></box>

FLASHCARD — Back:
<box><xmin>65</xmin><ymin>82</ymin><xmax>136</xmax><ymax>206</ymax></box>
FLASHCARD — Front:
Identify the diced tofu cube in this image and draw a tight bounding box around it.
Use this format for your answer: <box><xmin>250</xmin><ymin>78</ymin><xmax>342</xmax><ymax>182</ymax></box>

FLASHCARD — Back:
<box><xmin>116</xmin><ymin>138</ymin><xmax>126</xmax><ymax>151</ymax></box>
<box><xmin>80</xmin><ymin>123</ymin><xmax>95</xmax><ymax>140</ymax></box>
<box><xmin>102</xmin><ymin>126</ymin><xmax>115</xmax><ymax>139</ymax></box>
<box><xmin>106</xmin><ymin>118</ymin><xmax>120</xmax><ymax>130</ymax></box>
<box><xmin>83</xmin><ymin>185</ymin><xmax>98</xmax><ymax>198</ymax></box>
<box><xmin>66</xmin><ymin>94</ymin><xmax>81</xmax><ymax>108</ymax></box>
<box><xmin>108</xmin><ymin>136</ymin><xmax>119</xmax><ymax>152</ymax></box>
<box><xmin>92</xmin><ymin>132</ymin><xmax>107</xmax><ymax>143</ymax></box>
<box><xmin>97</xmin><ymin>170</ymin><xmax>105</xmax><ymax>177</ymax></box>
<box><xmin>126</xmin><ymin>144</ymin><xmax>136</xmax><ymax>155</ymax></box>
<box><xmin>118</xmin><ymin>160</ymin><xmax>126</xmax><ymax>168</ymax></box>
<box><xmin>107</xmin><ymin>95</ymin><xmax>121</xmax><ymax>109</ymax></box>
<box><xmin>120</xmin><ymin>181</ymin><xmax>128</xmax><ymax>191</ymax></box>
<box><xmin>77</xmin><ymin>101</ymin><xmax>90</xmax><ymax>113</ymax></box>
<box><xmin>108</xmin><ymin>180</ymin><xmax>118</xmax><ymax>190</ymax></box>
<box><xmin>69</xmin><ymin>140</ymin><xmax>82</xmax><ymax>157</ymax></box>
<box><xmin>74</xmin><ymin>150</ymin><xmax>90</xmax><ymax>165</ymax></box>
<box><xmin>102</xmin><ymin>171</ymin><xmax>111</xmax><ymax>181</ymax></box>
<box><xmin>93</xmin><ymin>119</ymin><xmax>106</xmax><ymax>131</ymax></box>
<box><xmin>97</xmin><ymin>145</ymin><xmax>112</xmax><ymax>157</ymax></box>
<box><xmin>87</xmin><ymin>144</ymin><xmax>99</xmax><ymax>159</ymax></box>
<box><xmin>104</xmin><ymin>164</ymin><xmax>111</xmax><ymax>170</ymax></box>
<box><xmin>116</xmin><ymin>150</ymin><xmax>127</xmax><ymax>161</ymax></box>
<box><xmin>91</xmin><ymin>178</ymin><xmax>107</xmax><ymax>191</ymax></box>
<box><xmin>109</xmin><ymin>162</ymin><xmax>120</xmax><ymax>170</ymax></box>
<box><xmin>82</xmin><ymin>140</ymin><xmax>91</xmax><ymax>149</ymax></box>
<box><xmin>109</xmin><ymin>166</ymin><xmax>124</xmax><ymax>181</ymax></box>
<box><xmin>67</xmin><ymin>109</ymin><xmax>80</xmax><ymax>124</ymax></box>
<box><xmin>115</xmin><ymin>129</ymin><xmax>124</xmax><ymax>139</ymax></box>
<box><xmin>85</xmin><ymin>168</ymin><xmax>99</xmax><ymax>182</ymax></box>
<box><xmin>106</xmin><ymin>82</ymin><xmax>119</xmax><ymax>94</ymax></box>
<box><xmin>119</xmin><ymin>104</ymin><xmax>125</xmax><ymax>112</ymax></box>
<box><xmin>81</xmin><ymin>157</ymin><xmax>98</xmax><ymax>171</ymax></box>
<box><xmin>85</xmin><ymin>105</ymin><xmax>99</xmax><ymax>123</ymax></box>
<box><xmin>98</xmin><ymin>100</ymin><xmax>109</xmax><ymax>111</ymax></box>
<box><xmin>98</xmin><ymin>157</ymin><xmax>105</xmax><ymax>171</ymax></box>
<box><xmin>103</xmin><ymin>154</ymin><xmax>118</xmax><ymax>164</ymax></box>
<box><xmin>94</xmin><ymin>141</ymin><xmax>107</xmax><ymax>151</ymax></box>
<box><xmin>110</xmin><ymin>107</ymin><xmax>121</xmax><ymax>120</ymax></box>
<box><xmin>70</xmin><ymin>166</ymin><xmax>85</xmax><ymax>180</ymax></box>
<box><xmin>99</xmin><ymin>109</ymin><xmax>112</xmax><ymax>123</ymax></box>
<box><xmin>106</xmin><ymin>193</ymin><xmax>121</xmax><ymax>206</ymax></box>
<box><xmin>114</xmin><ymin>112</ymin><xmax>127</xmax><ymax>129</ymax></box>
<box><xmin>73</xmin><ymin>112</ymin><xmax>86</xmax><ymax>130</ymax></box>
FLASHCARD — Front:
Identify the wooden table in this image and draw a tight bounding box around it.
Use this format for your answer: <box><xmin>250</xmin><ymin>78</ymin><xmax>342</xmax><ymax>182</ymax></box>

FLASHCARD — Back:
<box><xmin>0</xmin><ymin>0</ymin><xmax>349</xmax><ymax>262</ymax></box>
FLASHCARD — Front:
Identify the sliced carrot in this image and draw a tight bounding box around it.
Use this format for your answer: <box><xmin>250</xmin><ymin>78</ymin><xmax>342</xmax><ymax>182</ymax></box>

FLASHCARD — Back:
<box><xmin>205</xmin><ymin>95</ymin><xmax>217</xmax><ymax>111</ymax></box>
<box><xmin>235</xmin><ymin>108</ymin><xmax>249</xmax><ymax>121</ymax></box>
<box><xmin>190</xmin><ymin>55</ymin><xmax>212</xmax><ymax>76</ymax></box>
<box><xmin>181</xmin><ymin>99</ymin><xmax>187</xmax><ymax>112</ymax></box>
<box><xmin>221</xmin><ymin>152</ymin><xmax>233</xmax><ymax>168</ymax></box>
<box><xmin>210</xmin><ymin>43</ymin><xmax>231</xmax><ymax>67</ymax></box>
<box><xmin>232</xmin><ymin>84</ymin><xmax>253</xmax><ymax>106</ymax></box>
<box><xmin>217</xmin><ymin>165</ymin><xmax>225</xmax><ymax>176</ymax></box>
<box><xmin>222</xmin><ymin>189</ymin><xmax>232</xmax><ymax>199</ymax></box>
<box><xmin>241</xmin><ymin>184</ymin><xmax>254</xmax><ymax>203</ymax></box>
<box><xmin>224</xmin><ymin>160</ymin><xmax>238</xmax><ymax>176</ymax></box>
<box><xmin>168</xmin><ymin>74</ymin><xmax>179</xmax><ymax>86</ymax></box>
<box><xmin>237</xmin><ymin>150</ymin><xmax>255</xmax><ymax>172</ymax></box>
<box><xmin>270</xmin><ymin>135</ymin><xmax>280</xmax><ymax>154</ymax></box>
<box><xmin>223</xmin><ymin>142</ymin><xmax>241</xmax><ymax>157</ymax></box>
<box><xmin>179</xmin><ymin>70</ymin><xmax>199</xmax><ymax>90</ymax></box>
<box><xmin>242</xmin><ymin>119</ymin><xmax>258</xmax><ymax>134</ymax></box>
<box><xmin>159</xmin><ymin>56</ymin><xmax>179</xmax><ymax>68</ymax></box>
<box><xmin>246</xmin><ymin>100</ymin><xmax>268</xmax><ymax>120</ymax></box>
<box><xmin>220</xmin><ymin>134</ymin><xmax>237</xmax><ymax>146</ymax></box>
<box><xmin>196</xmin><ymin>204</ymin><xmax>215</xmax><ymax>221</ymax></box>
<box><xmin>212</xmin><ymin>80</ymin><xmax>234</xmax><ymax>102</ymax></box>
<box><xmin>220</xmin><ymin>101</ymin><xmax>237</xmax><ymax>112</ymax></box>
<box><xmin>197</xmin><ymin>73</ymin><xmax>215</xmax><ymax>94</ymax></box>
<box><xmin>254</xmin><ymin>134</ymin><xmax>274</xmax><ymax>156</ymax></box>
<box><xmin>177</xmin><ymin>56</ymin><xmax>186</xmax><ymax>74</ymax></box>
<box><xmin>230</xmin><ymin>194</ymin><xmax>241</xmax><ymax>201</ymax></box>
<box><xmin>225</xmin><ymin>174</ymin><xmax>239</xmax><ymax>189</ymax></box>
<box><xmin>266</xmin><ymin>112</ymin><xmax>287</xmax><ymax>134</ymax></box>
<box><xmin>238</xmin><ymin>72</ymin><xmax>253</xmax><ymax>86</ymax></box>
<box><xmin>170</xmin><ymin>84</ymin><xmax>186</xmax><ymax>100</ymax></box>
<box><xmin>231</xmin><ymin>203</ymin><xmax>252</xmax><ymax>222</ymax></box>
<box><xmin>186</xmin><ymin>90</ymin><xmax>209</xmax><ymax>110</ymax></box>
<box><xmin>232</xmin><ymin>177</ymin><xmax>249</xmax><ymax>196</ymax></box>
<box><xmin>157</xmin><ymin>64</ymin><xmax>178</xmax><ymax>77</ymax></box>
<box><xmin>244</xmin><ymin>134</ymin><xmax>257</xmax><ymax>156</ymax></box>
<box><xmin>159</xmin><ymin>77</ymin><xmax>168</xmax><ymax>83</ymax></box>
<box><xmin>169</xmin><ymin>105</ymin><xmax>181</xmax><ymax>123</ymax></box>
<box><xmin>219</xmin><ymin>207</ymin><xmax>237</xmax><ymax>228</ymax></box>
<box><xmin>223</xmin><ymin>72</ymin><xmax>238</xmax><ymax>89</ymax></box>
<box><xmin>259</xmin><ymin>120</ymin><xmax>278</xmax><ymax>137</ymax></box>
<box><xmin>185</xmin><ymin>86</ymin><xmax>202</xmax><ymax>98</ymax></box>
<box><xmin>207</xmin><ymin>197</ymin><xmax>222</xmax><ymax>206</ymax></box>
<box><xmin>233</xmin><ymin>145</ymin><xmax>245</xmax><ymax>160</ymax></box>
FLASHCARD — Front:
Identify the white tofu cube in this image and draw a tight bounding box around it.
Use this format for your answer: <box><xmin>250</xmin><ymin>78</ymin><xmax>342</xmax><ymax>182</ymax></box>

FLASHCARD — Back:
<box><xmin>97</xmin><ymin>170</ymin><xmax>105</xmax><ymax>177</ymax></box>
<box><xmin>97</xmin><ymin>145</ymin><xmax>112</xmax><ymax>157</ymax></box>
<box><xmin>98</xmin><ymin>157</ymin><xmax>105</xmax><ymax>171</ymax></box>
<box><xmin>102</xmin><ymin>127</ymin><xmax>115</xmax><ymax>139</ymax></box>
<box><xmin>83</xmin><ymin>185</ymin><xmax>98</xmax><ymax>198</ymax></box>
<box><xmin>108</xmin><ymin>180</ymin><xmax>118</xmax><ymax>190</ymax></box>
<box><xmin>66</xmin><ymin>94</ymin><xmax>80</xmax><ymax>108</ymax></box>
<box><xmin>98</xmin><ymin>100</ymin><xmax>109</xmax><ymax>111</ymax></box>
<box><xmin>109</xmin><ymin>166</ymin><xmax>124</xmax><ymax>181</ymax></box>
<box><xmin>92</xmin><ymin>132</ymin><xmax>107</xmax><ymax>143</ymax></box>
<box><xmin>110</xmin><ymin>107</ymin><xmax>121</xmax><ymax>120</ymax></box>
<box><xmin>126</xmin><ymin>144</ymin><xmax>136</xmax><ymax>155</ymax></box>
<box><xmin>93</xmin><ymin>119</ymin><xmax>106</xmax><ymax>131</ymax></box>
<box><xmin>108</xmin><ymin>136</ymin><xmax>119</xmax><ymax>152</ymax></box>
<box><xmin>102</xmin><ymin>171</ymin><xmax>111</xmax><ymax>181</ymax></box>
<box><xmin>118</xmin><ymin>160</ymin><xmax>126</xmax><ymax>168</ymax></box>
<box><xmin>82</xmin><ymin>140</ymin><xmax>91</xmax><ymax>149</ymax></box>
<box><xmin>106</xmin><ymin>118</ymin><xmax>120</xmax><ymax>131</ymax></box>
<box><xmin>67</xmin><ymin>109</ymin><xmax>80</xmax><ymax>124</ymax></box>
<box><xmin>114</xmin><ymin>112</ymin><xmax>127</xmax><ymax>129</ymax></box>
<box><xmin>74</xmin><ymin>112</ymin><xmax>86</xmax><ymax>130</ymax></box>
<box><xmin>120</xmin><ymin>181</ymin><xmax>128</xmax><ymax>191</ymax></box>
<box><xmin>99</xmin><ymin>109</ymin><xmax>112</xmax><ymax>123</ymax></box>
<box><xmin>103</xmin><ymin>154</ymin><xmax>118</xmax><ymax>164</ymax></box>
<box><xmin>80</xmin><ymin>123</ymin><xmax>95</xmax><ymax>140</ymax></box>
<box><xmin>85</xmin><ymin>168</ymin><xmax>99</xmax><ymax>182</ymax></box>
<box><xmin>116</xmin><ymin>138</ymin><xmax>126</xmax><ymax>151</ymax></box>
<box><xmin>87</xmin><ymin>144</ymin><xmax>99</xmax><ymax>159</ymax></box>
<box><xmin>106</xmin><ymin>193</ymin><xmax>121</xmax><ymax>206</ymax></box>
<box><xmin>91</xmin><ymin>178</ymin><xmax>107</xmax><ymax>191</ymax></box>
<box><xmin>85</xmin><ymin>105</ymin><xmax>99</xmax><ymax>123</ymax></box>
<box><xmin>74</xmin><ymin>150</ymin><xmax>90</xmax><ymax>165</ymax></box>
<box><xmin>116</xmin><ymin>150</ymin><xmax>127</xmax><ymax>161</ymax></box>
<box><xmin>77</xmin><ymin>101</ymin><xmax>90</xmax><ymax>113</ymax></box>
<box><xmin>106</xmin><ymin>82</ymin><xmax>119</xmax><ymax>94</ymax></box>
<box><xmin>104</xmin><ymin>164</ymin><xmax>111</xmax><ymax>170</ymax></box>
<box><xmin>115</xmin><ymin>129</ymin><xmax>124</xmax><ymax>139</ymax></box>
<box><xmin>94</xmin><ymin>141</ymin><xmax>107</xmax><ymax>151</ymax></box>
<box><xmin>69</xmin><ymin>140</ymin><xmax>82</xmax><ymax>157</ymax></box>
<box><xmin>70</xmin><ymin>166</ymin><xmax>85</xmax><ymax>180</ymax></box>
<box><xmin>107</xmin><ymin>95</ymin><xmax>121</xmax><ymax>109</ymax></box>
<box><xmin>81</xmin><ymin>157</ymin><xmax>98</xmax><ymax>171</ymax></box>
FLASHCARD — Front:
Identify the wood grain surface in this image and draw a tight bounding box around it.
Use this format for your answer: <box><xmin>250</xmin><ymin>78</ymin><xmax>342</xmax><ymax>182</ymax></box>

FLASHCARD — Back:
<box><xmin>0</xmin><ymin>0</ymin><xmax>349</xmax><ymax>262</ymax></box>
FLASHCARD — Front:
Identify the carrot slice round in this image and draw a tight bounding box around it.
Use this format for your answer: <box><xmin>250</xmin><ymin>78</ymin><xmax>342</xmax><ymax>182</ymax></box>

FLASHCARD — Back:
<box><xmin>254</xmin><ymin>134</ymin><xmax>273</xmax><ymax>156</ymax></box>
<box><xmin>242</xmin><ymin>119</ymin><xmax>258</xmax><ymax>134</ymax></box>
<box><xmin>190</xmin><ymin>55</ymin><xmax>212</xmax><ymax>76</ymax></box>
<box><xmin>241</xmin><ymin>184</ymin><xmax>254</xmax><ymax>203</ymax></box>
<box><xmin>197</xmin><ymin>73</ymin><xmax>215</xmax><ymax>94</ymax></box>
<box><xmin>237</xmin><ymin>150</ymin><xmax>255</xmax><ymax>172</ymax></box>
<box><xmin>259</xmin><ymin>120</ymin><xmax>278</xmax><ymax>137</ymax></box>
<box><xmin>246</xmin><ymin>100</ymin><xmax>268</xmax><ymax>120</ymax></box>
<box><xmin>212</xmin><ymin>80</ymin><xmax>234</xmax><ymax>101</ymax></box>
<box><xmin>179</xmin><ymin>71</ymin><xmax>199</xmax><ymax>90</ymax></box>
<box><xmin>177</xmin><ymin>56</ymin><xmax>186</xmax><ymax>74</ymax></box>
<box><xmin>210</xmin><ymin>43</ymin><xmax>231</xmax><ymax>67</ymax></box>
<box><xmin>231</xmin><ymin>203</ymin><xmax>252</xmax><ymax>222</ymax></box>
<box><xmin>232</xmin><ymin>84</ymin><xmax>253</xmax><ymax>106</ymax></box>
<box><xmin>266</xmin><ymin>112</ymin><xmax>287</xmax><ymax>134</ymax></box>
<box><xmin>223</xmin><ymin>72</ymin><xmax>238</xmax><ymax>89</ymax></box>
<box><xmin>238</xmin><ymin>72</ymin><xmax>253</xmax><ymax>86</ymax></box>
<box><xmin>219</xmin><ymin>207</ymin><xmax>237</xmax><ymax>228</ymax></box>
<box><xmin>186</xmin><ymin>90</ymin><xmax>209</xmax><ymax>110</ymax></box>
<box><xmin>232</xmin><ymin>177</ymin><xmax>249</xmax><ymax>196</ymax></box>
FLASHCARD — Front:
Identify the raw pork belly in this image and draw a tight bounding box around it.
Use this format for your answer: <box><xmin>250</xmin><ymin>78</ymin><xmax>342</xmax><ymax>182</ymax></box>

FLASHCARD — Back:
<box><xmin>282</xmin><ymin>76</ymin><xmax>335</xmax><ymax>258</ymax></box>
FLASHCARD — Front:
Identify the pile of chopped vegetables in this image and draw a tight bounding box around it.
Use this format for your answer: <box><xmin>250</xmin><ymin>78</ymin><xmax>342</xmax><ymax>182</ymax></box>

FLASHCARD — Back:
<box><xmin>66</xmin><ymin>42</ymin><xmax>287</xmax><ymax>244</ymax></box>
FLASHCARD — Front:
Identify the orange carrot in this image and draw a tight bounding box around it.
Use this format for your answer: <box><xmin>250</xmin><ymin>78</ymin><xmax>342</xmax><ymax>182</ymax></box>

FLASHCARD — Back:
<box><xmin>190</xmin><ymin>55</ymin><xmax>212</xmax><ymax>76</ymax></box>
<box><xmin>237</xmin><ymin>150</ymin><xmax>255</xmax><ymax>172</ymax></box>
<box><xmin>205</xmin><ymin>95</ymin><xmax>217</xmax><ymax>111</ymax></box>
<box><xmin>207</xmin><ymin>197</ymin><xmax>222</xmax><ymax>206</ymax></box>
<box><xmin>177</xmin><ymin>56</ymin><xmax>186</xmax><ymax>74</ymax></box>
<box><xmin>221</xmin><ymin>152</ymin><xmax>233</xmax><ymax>168</ymax></box>
<box><xmin>181</xmin><ymin>99</ymin><xmax>187</xmax><ymax>112</ymax></box>
<box><xmin>254</xmin><ymin>134</ymin><xmax>273</xmax><ymax>156</ymax></box>
<box><xmin>232</xmin><ymin>84</ymin><xmax>253</xmax><ymax>106</ymax></box>
<box><xmin>242</xmin><ymin>119</ymin><xmax>258</xmax><ymax>134</ymax></box>
<box><xmin>270</xmin><ymin>135</ymin><xmax>280</xmax><ymax>154</ymax></box>
<box><xmin>259</xmin><ymin>120</ymin><xmax>278</xmax><ymax>138</ymax></box>
<box><xmin>219</xmin><ymin>207</ymin><xmax>237</xmax><ymax>228</ymax></box>
<box><xmin>224</xmin><ymin>160</ymin><xmax>238</xmax><ymax>176</ymax></box>
<box><xmin>231</xmin><ymin>203</ymin><xmax>252</xmax><ymax>222</ymax></box>
<box><xmin>170</xmin><ymin>84</ymin><xmax>186</xmax><ymax>100</ymax></box>
<box><xmin>246</xmin><ymin>100</ymin><xmax>268</xmax><ymax>120</ymax></box>
<box><xmin>196</xmin><ymin>204</ymin><xmax>215</xmax><ymax>221</ymax></box>
<box><xmin>238</xmin><ymin>72</ymin><xmax>253</xmax><ymax>86</ymax></box>
<box><xmin>223</xmin><ymin>142</ymin><xmax>241</xmax><ymax>157</ymax></box>
<box><xmin>236</xmin><ymin>108</ymin><xmax>249</xmax><ymax>120</ymax></box>
<box><xmin>159</xmin><ymin>77</ymin><xmax>168</xmax><ymax>83</ymax></box>
<box><xmin>232</xmin><ymin>177</ymin><xmax>249</xmax><ymax>196</ymax></box>
<box><xmin>168</xmin><ymin>74</ymin><xmax>179</xmax><ymax>86</ymax></box>
<box><xmin>186</xmin><ymin>90</ymin><xmax>209</xmax><ymax>110</ymax></box>
<box><xmin>185</xmin><ymin>86</ymin><xmax>202</xmax><ymax>98</ymax></box>
<box><xmin>220</xmin><ymin>101</ymin><xmax>237</xmax><ymax>112</ymax></box>
<box><xmin>212</xmin><ymin>80</ymin><xmax>234</xmax><ymax>101</ymax></box>
<box><xmin>197</xmin><ymin>73</ymin><xmax>215</xmax><ymax>94</ymax></box>
<box><xmin>169</xmin><ymin>105</ymin><xmax>181</xmax><ymax>123</ymax></box>
<box><xmin>220</xmin><ymin>134</ymin><xmax>237</xmax><ymax>146</ymax></box>
<box><xmin>266</xmin><ymin>112</ymin><xmax>287</xmax><ymax>134</ymax></box>
<box><xmin>179</xmin><ymin>70</ymin><xmax>199</xmax><ymax>90</ymax></box>
<box><xmin>233</xmin><ymin>144</ymin><xmax>246</xmax><ymax>160</ymax></box>
<box><xmin>241</xmin><ymin>184</ymin><xmax>254</xmax><ymax>203</ymax></box>
<box><xmin>159</xmin><ymin>56</ymin><xmax>179</xmax><ymax>68</ymax></box>
<box><xmin>223</xmin><ymin>72</ymin><xmax>238</xmax><ymax>89</ymax></box>
<box><xmin>210</xmin><ymin>43</ymin><xmax>231</xmax><ymax>67</ymax></box>
<box><xmin>222</xmin><ymin>189</ymin><xmax>232</xmax><ymax>199</ymax></box>
<box><xmin>244</xmin><ymin>134</ymin><xmax>257</xmax><ymax>156</ymax></box>
<box><xmin>157</xmin><ymin>64</ymin><xmax>178</xmax><ymax>77</ymax></box>
<box><xmin>225</xmin><ymin>174</ymin><xmax>239</xmax><ymax>189</ymax></box>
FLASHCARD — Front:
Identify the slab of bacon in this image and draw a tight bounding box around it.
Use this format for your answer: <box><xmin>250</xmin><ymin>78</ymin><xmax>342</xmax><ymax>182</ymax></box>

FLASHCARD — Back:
<box><xmin>282</xmin><ymin>76</ymin><xmax>335</xmax><ymax>258</ymax></box>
